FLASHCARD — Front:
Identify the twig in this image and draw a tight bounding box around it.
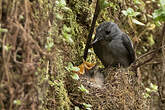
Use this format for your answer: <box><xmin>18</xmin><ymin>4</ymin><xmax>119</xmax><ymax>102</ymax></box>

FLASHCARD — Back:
<box><xmin>83</xmin><ymin>0</ymin><xmax>101</xmax><ymax>60</ymax></box>
<box><xmin>135</xmin><ymin>44</ymin><xmax>165</xmax><ymax>62</ymax></box>
<box><xmin>134</xmin><ymin>23</ymin><xmax>165</xmax><ymax>70</ymax></box>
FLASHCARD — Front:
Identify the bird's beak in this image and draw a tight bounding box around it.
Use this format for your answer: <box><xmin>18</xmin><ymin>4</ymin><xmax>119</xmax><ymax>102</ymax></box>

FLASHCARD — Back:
<box><xmin>91</xmin><ymin>37</ymin><xmax>102</xmax><ymax>45</ymax></box>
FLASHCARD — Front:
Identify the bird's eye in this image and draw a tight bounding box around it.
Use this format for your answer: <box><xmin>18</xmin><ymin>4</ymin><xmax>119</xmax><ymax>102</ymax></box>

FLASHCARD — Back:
<box><xmin>105</xmin><ymin>30</ymin><xmax>111</xmax><ymax>35</ymax></box>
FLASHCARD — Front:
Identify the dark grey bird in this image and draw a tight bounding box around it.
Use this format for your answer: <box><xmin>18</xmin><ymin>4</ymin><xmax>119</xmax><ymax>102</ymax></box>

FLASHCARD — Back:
<box><xmin>92</xmin><ymin>22</ymin><xmax>135</xmax><ymax>68</ymax></box>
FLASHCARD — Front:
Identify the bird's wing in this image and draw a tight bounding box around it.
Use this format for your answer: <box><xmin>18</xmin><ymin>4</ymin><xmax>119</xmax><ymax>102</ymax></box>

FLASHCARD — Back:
<box><xmin>121</xmin><ymin>33</ymin><xmax>135</xmax><ymax>64</ymax></box>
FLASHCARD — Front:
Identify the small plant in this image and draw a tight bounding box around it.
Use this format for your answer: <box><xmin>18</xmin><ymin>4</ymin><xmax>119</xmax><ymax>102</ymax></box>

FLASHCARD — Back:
<box><xmin>78</xmin><ymin>84</ymin><xmax>89</xmax><ymax>94</ymax></box>
<box><xmin>13</xmin><ymin>100</ymin><xmax>22</xmax><ymax>105</ymax></box>
<box><xmin>143</xmin><ymin>83</ymin><xmax>158</xmax><ymax>98</ymax></box>
<box><xmin>74</xmin><ymin>106</ymin><xmax>80</xmax><ymax>110</ymax></box>
<box><xmin>153</xmin><ymin>0</ymin><xmax>165</xmax><ymax>21</ymax></box>
<box><xmin>0</xmin><ymin>27</ymin><xmax>8</xmax><ymax>33</ymax></box>
<box><xmin>4</xmin><ymin>44</ymin><xmax>12</xmax><ymax>51</ymax></box>
<box><xmin>71</xmin><ymin>73</ymin><xmax>80</xmax><ymax>80</ymax></box>
<box><xmin>65</xmin><ymin>62</ymin><xmax>80</xmax><ymax>80</ymax></box>
<box><xmin>83</xmin><ymin>103</ymin><xmax>92</xmax><ymax>110</ymax></box>
<box><xmin>62</xmin><ymin>25</ymin><xmax>74</xmax><ymax>43</ymax></box>
<box><xmin>65</xmin><ymin>62</ymin><xmax>80</xmax><ymax>72</ymax></box>
<box><xmin>55</xmin><ymin>0</ymin><xmax>66</xmax><ymax>8</ymax></box>
<box><xmin>122</xmin><ymin>8</ymin><xmax>140</xmax><ymax>17</ymax></box>
<box><xmin>122</xmin><ymin>8</ymin><xmax>145</xmax><ymax>25</ymax></box>
<box><xmin>45</xmin><ymin>37</ymin><xmax>54</xmax><ymax>51</ymax></box>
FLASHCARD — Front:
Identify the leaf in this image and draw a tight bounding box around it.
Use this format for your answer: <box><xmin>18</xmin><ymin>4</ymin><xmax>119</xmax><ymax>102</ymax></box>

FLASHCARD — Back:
<box><xmin>74</xmin><ymin>106</ymin><xmax>80</xmax><ymax>110</ymax></box>
<box><xmin>134</xmin><ymin>12</ymin><xmax>141</xmax><ymax>16</ymax></box>
<box><xmin>0</xmin><ymin>28</ymin><xmax>8</xmax><ymax>33</ymax></box>
<box><xmin>153</xmin><ymin>8</ymin><xmax>165</xmax><ymax>21</ymax></box>
<box><xmin>19</xmin><ymin>15</ymin><xmax>24</xmax><ymax>20</ymax></box>
<box><xmin>99</xmin><ymin>0</ymin><xmax>109</xmax><ymax>10</ymax></box>
<box><xmin>160</xmin><ymin>0</ymin><xmax>165</xmax><ymax>7</ymax></box>
<box><xmin>4</xmin><ymin>44</ymin><xmax>12</xmax><ymax>51</ymax></box>
<box><xmin>147</xmin><ymin>24</ymin><xmax>155</xmax><ymax>30</ymax></box>
<box><xmin>83</xmin><ymin>103</ymin><xmax>92</xmax><ymax>109</ymax></box>
<box><xmin>150</xmin><ymin>83</ymin><xmax>158</xmax><ymax>92</ymax></box>
<box><xmin>146</xmin><ymin>88</ymin><xmax>151</xmax><ymax>93</ymax></box>
<box><xmin>65</xmin><ymin>62</ymin><xmax>73</xmax><ymax>71</ymax></box>
<box><xmin>132</xmin><ymin>18</ymin><xmax>145</xmax><ymax>25</ymax></box>
<box><xmin>56</xmin><ymin>0</ymin><xmax>66</xmax><ymax>7</ymax></box>
<box><xmin>109</xmin><ymin>2</ymin><xmax>117</xmax><ymax>10</ymax></box>
<box><xmin>67</xmin><ymin>36</ymin><xmax>74</xmax><ymax>43</ymax></box>
<box><xmin>147</xmin><ymin>34</ymin><xmax>155</xmax><ymax>46</ymax></box>
<box><xmin>152</xmin><ymin>0</ymin><xmax>165</xmax><ymax>21</ymax></box>
<box><xmin>133</xmin><ymin>0</ymin><xmax>141</xmax><ymax>4</ymax></box>
<box><xmin>63</xmin><ymin>32</ymin><xmax>73</xmax><ymax>43</ymax></box>
<box><xmin>63</xmin><ymin>25</ymin><xmax>71</xmax><ymax>33</ymax></box>
<box><xmin>70</xmin><ymin>66</ymin><xmax>80</xmax><ymax>72</ymax></box>
<box><xmin>56</xmin><ymin>14</ymin><xmax>63</xmax><ymax>20</ymax></box>
<box><xmin>102</xmin><ymin>1</ymin><xmax>109</xmax><ymax>9</ymax></box>
<box><xmin>62</xmin><ymin>7</ymin><xmax>72</xmax><ymax>11</ymax></box>
<box><xmin>65</xmin><ymin>62</ymin><xmax>81</xmax><ymax>74</ymax></box>
<box><xmin>143</xmin><ymin>93</ymin><xmax>151</xmax><ymax>98</ymax></box>
<box><xmin>122</xmin><ymin>8</ymin><xmax>141</xmax><ymax>17</ymax></box>
<box><xmin>71</xmin><ymin>73</ymin><xmax>80</xmax><ymax>80</ymax></box>
<box><xmin>121</xmin><ymin>10</ymin><xmax>128</xmax><ymax>16</ymax></box>
<box><xmin>13</xmin><ymin>100</ymin><xmax>22</xmax><ymax>105</ymax></box>
<box><xmin>78</xmin><ymin>84</ymin><xmax>89</xmax><ymax>94</ymax></box>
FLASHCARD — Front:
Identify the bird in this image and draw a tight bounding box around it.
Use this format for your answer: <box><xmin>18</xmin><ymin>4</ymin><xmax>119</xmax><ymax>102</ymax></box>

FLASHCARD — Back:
<box><xmin>92</xmin><ymin>22</ymin><xmax>135</xmax><ymax>68</ymax></box>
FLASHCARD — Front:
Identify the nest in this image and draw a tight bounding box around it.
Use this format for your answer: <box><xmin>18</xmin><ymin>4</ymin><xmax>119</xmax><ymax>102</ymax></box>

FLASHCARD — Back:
<box><xmin>66</xmin><ymin>68</ymin><xmax>150</xmax><ymax>110</ymax></box>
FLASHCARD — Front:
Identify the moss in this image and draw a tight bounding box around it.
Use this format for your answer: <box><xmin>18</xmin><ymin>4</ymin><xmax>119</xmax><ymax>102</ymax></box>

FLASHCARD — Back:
<box><xmin>54</xmin><ymin>50</ymin><xmax>70</xmax><ymax>110</ymax></box>
<box><xmin>67</xmin><ymin>0</ymin><xmax>91</xmax><ymax>26</ymax></box>
<box><xmin>33</xmin><ymin>0</ymin><xmax>71</xmax><ymax>109</ymax></box>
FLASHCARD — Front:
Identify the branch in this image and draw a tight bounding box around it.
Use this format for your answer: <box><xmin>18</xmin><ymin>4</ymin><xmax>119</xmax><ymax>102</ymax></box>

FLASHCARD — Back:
<box><xmin>134</xmin><ymin>23</ymin><xmax>165</xmax><ymax>69</ymax></box>
<box><xmin>83</xmin><ymin>0</ymin><xmax>101</xmax><ymax>60</ymax></box>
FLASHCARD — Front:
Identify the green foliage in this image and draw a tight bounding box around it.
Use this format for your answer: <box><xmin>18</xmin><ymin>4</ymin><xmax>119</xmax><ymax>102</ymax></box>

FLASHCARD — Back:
<box><xmin>45</xmin><ymin>37</ymin><xmax>54</xmax><ymax>51</ymax></box>
<box><xmin>4</xmin><ymin>44</ymin><xmax>12</xmax><ymax>51</ymax></box>
<box><xmin>74</xmin><ymin>106</ymin><xmax>80</xmax><ymax>110</ymax></box>
<box><xmin>147</xmin><ymin>34</ymin><xmax>155</xmax><ymax>46</ymax></box>
<box><xmin>55</xmin><ymin>0</ymin><xmax>77</xmax><ymax>44</ymax></box>
<box><xmin>56</xmin><ymin>0</ymin><xmax>66</xmax><ymax>8</ymax></box>
<box><xmin>78</xmin><ymin>84</ymin><xmax>89</xmax><ymax>94</ymax></box>
<box><xmin>0</xmin><ymin>27</ymin><xmax>8</xmax><ymax>33</ymax></box>
<box><xmin>65</xmin><ymin>62</ymin><xmax>80</xmax><ymax>80</ymax></box>
<box><xmin>65</xmin><ymin>62</ymin><xmax>80</xmax><ymax>72</ymax></box>
<box><xmin>62</xmin><ymin>25</ymin><xmax>74</xmax><ymax>43</ymax></box>
<box><xmin>99</xmin><ymin>0</ymin><xmax>109</xmax><ymax>10</ymax></box>
<box><xmin>143</xmin><ymin>92</ymin><xmax>151</xmax><ymax>98</ymax></box>
<box><xmin>71</xmin><ymin>73</ymin><xmax>80</xmax><ymax>80</ymax></box>
<box><xmin>109</xmin><ymin>2</ymin><xmax>118</xmax><ymax>10</ymax></box>
<box><xmin>150</xmin><ymin>83</ymin><xmax>158</xmax><ymax>92</ymax></box>
<box><xmin>144</xmin><ymin>83</ymin><xmax>158</xmax><ymax>98</ymax></box>
<box><xmin>153</xmin><ymin>0</ymin><xmax>165</xmax><ymax>21</ymax></box>
<box><xmin>56</xmin><ymin>13</ymin><xmax>63</xmax><ymax>20</ymax></box>
<box><xmin>82</xmin><ymin>103</ymin><xmax>92</xmax><ymax>110</ymax></box>
<box><xmin>122</xmin><ymin>7</ymin><xmax>145</xmax><ymax>25</ymax></box>
<box><xmin>133</xmin><ymin>0</ymin><xmax>142</xmax><ymax>5</ymax></box>
<box><xmin>19</xmin><ymin>15</ymin><xmax>24</xmax><ymax>20</ymax></box>
<box><xmin>153</xmin><ymin>9</ymin><xmax>165</xmax><ymax>21</ymax></box>
<box><xmin>122</xmin><ymin>8</ymin><xmax>140</xmax><ymax>17</ymax></box>
<box><xmin>13</xmin><ymin>100</ymin><xmax>22</xmax><ymax>105</ymax></box>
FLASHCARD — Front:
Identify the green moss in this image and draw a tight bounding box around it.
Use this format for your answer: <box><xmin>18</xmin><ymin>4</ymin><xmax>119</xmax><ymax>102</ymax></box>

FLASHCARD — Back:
<box><xmin>33</xmin><ymin>0</ymin><xmax>71</xmax><ymax>109</ymax></box>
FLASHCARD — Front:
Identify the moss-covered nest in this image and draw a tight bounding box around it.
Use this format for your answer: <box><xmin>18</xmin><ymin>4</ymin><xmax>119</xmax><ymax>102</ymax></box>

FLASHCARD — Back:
<box><xmin>66</xmin><ymin>68</ymin><xmax>150</xmax><ymax>110</ymax></box>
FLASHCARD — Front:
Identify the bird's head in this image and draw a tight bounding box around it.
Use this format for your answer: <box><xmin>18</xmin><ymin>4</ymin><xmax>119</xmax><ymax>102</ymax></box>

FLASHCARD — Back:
<box><xmin>91</xmin><ymin>22</ymin><xmax>121</xmax><ymax>45</ymax></box>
